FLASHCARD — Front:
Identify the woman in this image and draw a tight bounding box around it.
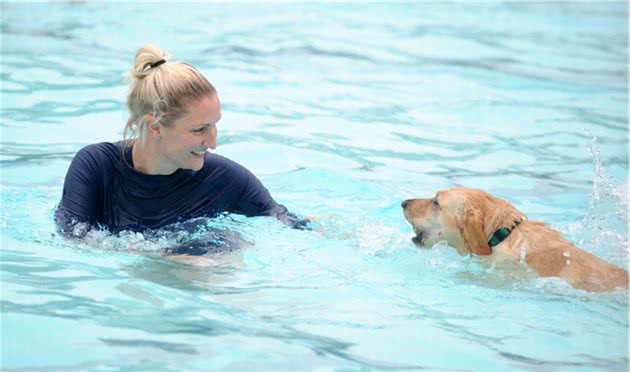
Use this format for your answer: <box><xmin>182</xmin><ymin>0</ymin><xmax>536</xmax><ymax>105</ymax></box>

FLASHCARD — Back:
<box><xmin>55</xmin><ymin>44</ymin><xmax>308</xmax><ymax>248</ymax></box>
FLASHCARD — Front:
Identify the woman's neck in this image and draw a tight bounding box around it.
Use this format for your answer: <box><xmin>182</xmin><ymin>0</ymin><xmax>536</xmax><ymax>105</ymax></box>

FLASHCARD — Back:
<box><xmin>131</xmin><ymin>138</ymin><xmax>175</xmax><ymax>175</ymax></box>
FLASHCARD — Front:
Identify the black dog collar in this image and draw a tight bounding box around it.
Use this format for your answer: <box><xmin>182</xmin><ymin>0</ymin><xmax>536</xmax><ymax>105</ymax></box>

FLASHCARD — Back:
<box><xmin>488</xmin><ymin>216</ymin><xmax>527</xmax><ymax>248</ymax></box>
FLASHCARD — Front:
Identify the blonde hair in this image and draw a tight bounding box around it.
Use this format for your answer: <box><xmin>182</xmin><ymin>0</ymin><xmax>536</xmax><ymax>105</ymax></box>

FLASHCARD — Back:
<box><xmin>124</xmin><ymin>44</ymin><xmax>216</xmax><ymax>144</ymax></box>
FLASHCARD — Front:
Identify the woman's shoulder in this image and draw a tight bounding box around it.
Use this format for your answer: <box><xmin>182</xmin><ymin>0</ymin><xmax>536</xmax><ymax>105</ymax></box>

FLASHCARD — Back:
<box><xmin>202</xmin><ymin>152</ymin><xmax>251</xmax><ymax>174</ymax></box>
<box><xmin>71</xmin><ymin>141</ymin><xmax>124</xmax><ymax>172</ymax></box>
<box><xmin>195</xmin><ymin>153</ymin><xmax>257</xmax><ymax>186</ymax></box>
<box><xmin>76</xmin><ymin>141</ymin><xmax>122</xmax><ymax>158</ymax></box>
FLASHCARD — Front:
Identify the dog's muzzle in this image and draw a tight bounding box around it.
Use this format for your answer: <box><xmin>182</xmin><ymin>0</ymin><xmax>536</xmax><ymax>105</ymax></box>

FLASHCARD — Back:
<box><xmin>411</xmin><ymin>230</ymin><xmax>424</xmax><ymax>246</ymax></box>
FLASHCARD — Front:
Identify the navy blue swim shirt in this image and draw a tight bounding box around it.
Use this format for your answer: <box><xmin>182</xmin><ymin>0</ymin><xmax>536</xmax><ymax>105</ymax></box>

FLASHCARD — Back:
<box><xmin>55</xmin><ymin>141</ymin><xmax>308</xmax><ymax>238</ymax></box>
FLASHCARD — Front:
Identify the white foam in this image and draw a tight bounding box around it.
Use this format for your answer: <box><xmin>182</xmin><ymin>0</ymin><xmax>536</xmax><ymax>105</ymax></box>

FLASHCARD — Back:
<box><xmin>565</xmin><ymin>129</ymin><xmax>628</xmax><ymax>266</ymax></box>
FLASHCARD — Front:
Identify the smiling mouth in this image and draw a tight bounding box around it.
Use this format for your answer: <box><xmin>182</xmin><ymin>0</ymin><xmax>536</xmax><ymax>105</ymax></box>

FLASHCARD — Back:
<box><xmin>191</xmin><ymin>149</ymin><xmax>207</xmax><ymax>156</ymax></box>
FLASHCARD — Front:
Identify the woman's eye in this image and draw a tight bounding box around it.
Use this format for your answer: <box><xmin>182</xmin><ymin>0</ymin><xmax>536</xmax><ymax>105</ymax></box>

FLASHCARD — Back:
<box><xmin>193</xmin><ymin>126</ymin><xmax>208</xmax><ymax>133</ymax></box>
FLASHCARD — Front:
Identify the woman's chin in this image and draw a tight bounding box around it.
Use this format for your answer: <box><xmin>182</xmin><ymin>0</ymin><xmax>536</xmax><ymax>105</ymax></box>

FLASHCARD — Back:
<box><xmin>190</xmin><ymin>161</ymin><xmax>204</xmax><ymax>171</ymax></box>
<box><xmin>187</xmin><ymin>153</ymin><xmax>205</xmax><ymax>170</ymax></box>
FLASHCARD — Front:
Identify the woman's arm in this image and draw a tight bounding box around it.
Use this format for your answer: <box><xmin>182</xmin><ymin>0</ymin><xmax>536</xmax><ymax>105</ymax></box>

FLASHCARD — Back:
<box><xmin>55</xmin><ymin>145</ymin><xmax>103</xmax><ymax>237</ymax></box>
<box><xmin>231</xmin><ymin>170</ymin><xmax>311</xmax><ymax>230</ymax></box>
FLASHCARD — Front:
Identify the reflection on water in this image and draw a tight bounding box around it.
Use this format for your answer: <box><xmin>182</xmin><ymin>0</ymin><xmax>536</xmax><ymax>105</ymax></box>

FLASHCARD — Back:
<box><xmin>124</xmin><ymin>252</ymin><xmax>244</xmax><ymax>292</ymax></box>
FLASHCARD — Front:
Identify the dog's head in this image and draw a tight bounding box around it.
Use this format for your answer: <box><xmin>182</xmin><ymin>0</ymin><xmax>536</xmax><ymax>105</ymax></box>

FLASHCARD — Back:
<box><xmin>401</xmin><ymin>187</ymin><xmax>525</xmax><ymax>256</ymax></box>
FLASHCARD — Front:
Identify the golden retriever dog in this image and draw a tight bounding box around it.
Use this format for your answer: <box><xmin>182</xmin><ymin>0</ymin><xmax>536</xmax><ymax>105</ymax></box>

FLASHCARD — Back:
<box><xmin>401</xmin><ymin>187</ymin><xmax>628</xmax><ymax>292</ymax></box>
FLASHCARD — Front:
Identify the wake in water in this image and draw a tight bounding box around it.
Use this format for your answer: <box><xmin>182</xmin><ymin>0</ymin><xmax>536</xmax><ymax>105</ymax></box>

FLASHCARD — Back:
<box><xmin>566</xmin><ymin>129</ymin><xmax>628</xmax><ymax>266</ymax></box>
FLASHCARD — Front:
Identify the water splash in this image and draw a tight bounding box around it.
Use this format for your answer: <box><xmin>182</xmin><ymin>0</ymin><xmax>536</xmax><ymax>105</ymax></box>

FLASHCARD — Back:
<box><xmin>78</xmin><ymin>216</ymin><xmax>254</xmax><ymax>256</ymax></box>
<box><xmin>567</xmin><ymin>129</ymin><xmax>628</xmax><ymax>266</ymax></box>
<box><xmin>356</xmin><ymin>223</ymin><xmax>410</xmax><ymax>255</ymax></box>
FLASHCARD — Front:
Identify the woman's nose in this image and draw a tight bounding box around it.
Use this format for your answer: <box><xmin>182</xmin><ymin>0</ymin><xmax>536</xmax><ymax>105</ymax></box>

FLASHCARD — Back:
<box><xmin>204</xmin><ymin>127</ymin><xmax>217</xmax><ymax>149</ymax></box>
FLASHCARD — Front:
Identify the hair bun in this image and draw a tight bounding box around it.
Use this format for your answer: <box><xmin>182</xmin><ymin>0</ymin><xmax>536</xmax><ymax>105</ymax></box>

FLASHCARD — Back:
<box><xmin>131</xmin><ymin>44</ymin><xmax>171</xmax><ymax>80</ymax></box>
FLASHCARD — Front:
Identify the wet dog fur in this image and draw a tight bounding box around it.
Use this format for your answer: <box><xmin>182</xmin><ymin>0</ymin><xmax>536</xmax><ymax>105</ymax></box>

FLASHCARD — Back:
<box><xmin>402</xmin><ymin>187</ymin><xmax>628</xmax><ymax>292</ymax></box>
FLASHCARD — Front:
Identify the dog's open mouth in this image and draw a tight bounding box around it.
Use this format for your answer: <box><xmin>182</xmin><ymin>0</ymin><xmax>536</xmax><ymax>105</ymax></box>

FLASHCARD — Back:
<box><xmin>411</xmin><ymin>230</ymin><xmax>425</xmax><ymax>247</ymax></box>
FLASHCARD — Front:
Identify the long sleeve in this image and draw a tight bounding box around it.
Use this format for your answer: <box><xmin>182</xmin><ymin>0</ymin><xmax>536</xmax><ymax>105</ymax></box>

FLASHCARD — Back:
<box><xmin>55</xmin><ymin>145</ymin><xmax>103</xmax><ymax>237</ymax></box>
<box><xmin>231</xmin><ymin>169</ymin><xmax>311</xmax><ymax>230</ymax></box>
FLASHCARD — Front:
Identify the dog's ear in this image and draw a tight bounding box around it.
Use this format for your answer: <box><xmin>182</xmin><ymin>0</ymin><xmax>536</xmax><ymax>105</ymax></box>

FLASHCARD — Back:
<box><xmin>462</xmin><ymin>209</ymin><xmax>492</xmax><ymax>255</ymax></box>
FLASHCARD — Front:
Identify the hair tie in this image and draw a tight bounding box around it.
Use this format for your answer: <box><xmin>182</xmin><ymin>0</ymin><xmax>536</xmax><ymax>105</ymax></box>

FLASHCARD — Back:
<box><xmin>149</xmin><ymin>59</ymin><xmax>166</xmax><ymax>69</ymax></box>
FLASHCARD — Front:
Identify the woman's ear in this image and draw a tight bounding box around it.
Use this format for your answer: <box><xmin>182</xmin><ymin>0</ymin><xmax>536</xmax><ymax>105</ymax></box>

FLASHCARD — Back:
<box><xmin>461</xmin><ymin>209</ymin><xmax>492</xmax><ymax>255</ymax></box>
<box><xmin>145</xmin><ymin>114</ymin><xmax>161</xmax><ymax>137</ymax></box>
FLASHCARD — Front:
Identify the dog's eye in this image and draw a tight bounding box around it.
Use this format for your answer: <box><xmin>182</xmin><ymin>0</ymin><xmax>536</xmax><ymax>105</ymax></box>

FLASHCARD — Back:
<box><xmin>432</xmin><ymin>197</ymin><xmax>440</xmax><ymax>208</ymax></box>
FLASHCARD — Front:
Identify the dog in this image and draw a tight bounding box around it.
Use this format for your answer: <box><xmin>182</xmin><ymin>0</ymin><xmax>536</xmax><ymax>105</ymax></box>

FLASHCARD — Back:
<box><xmin>401</xmin><ymin>187</ymin><xmax>628</xmax><ymax>292</ymax></box>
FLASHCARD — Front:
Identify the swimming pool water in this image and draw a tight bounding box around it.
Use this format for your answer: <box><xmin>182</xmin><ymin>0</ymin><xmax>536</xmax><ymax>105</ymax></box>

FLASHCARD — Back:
<box><xmin>1</xmin><ymin>2</ymin><xmax>628</xmax><ymax>370</ymax></box>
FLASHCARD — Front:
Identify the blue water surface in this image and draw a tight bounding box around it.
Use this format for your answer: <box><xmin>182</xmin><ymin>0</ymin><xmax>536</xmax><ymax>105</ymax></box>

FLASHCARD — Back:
<box><xmin>1</xmin><ymin>2</ymin><xmax>628</xmax><ymax>370</ymax></box>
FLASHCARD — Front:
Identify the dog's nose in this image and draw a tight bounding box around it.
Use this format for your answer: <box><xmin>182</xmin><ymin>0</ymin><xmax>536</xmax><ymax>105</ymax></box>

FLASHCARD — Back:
<box><xmin>401</xmin><ymin>200</ymin><xmax>409</xmax><ymax>209</ymax></box>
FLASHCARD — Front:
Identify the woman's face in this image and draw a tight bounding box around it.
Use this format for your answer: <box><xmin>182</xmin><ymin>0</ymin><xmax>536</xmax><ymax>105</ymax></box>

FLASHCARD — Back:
<box><xmin>157</xmin><ymin>94</ymin><xmax>221</xmax><ymax>173</ymax></box>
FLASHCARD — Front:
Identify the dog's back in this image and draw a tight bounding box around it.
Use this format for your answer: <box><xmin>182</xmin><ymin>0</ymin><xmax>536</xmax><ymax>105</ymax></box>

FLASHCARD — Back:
<box><xmin>505</xmin><ymin>221</ymin><xmax>628</xmax><ymax>292</ymax></box>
